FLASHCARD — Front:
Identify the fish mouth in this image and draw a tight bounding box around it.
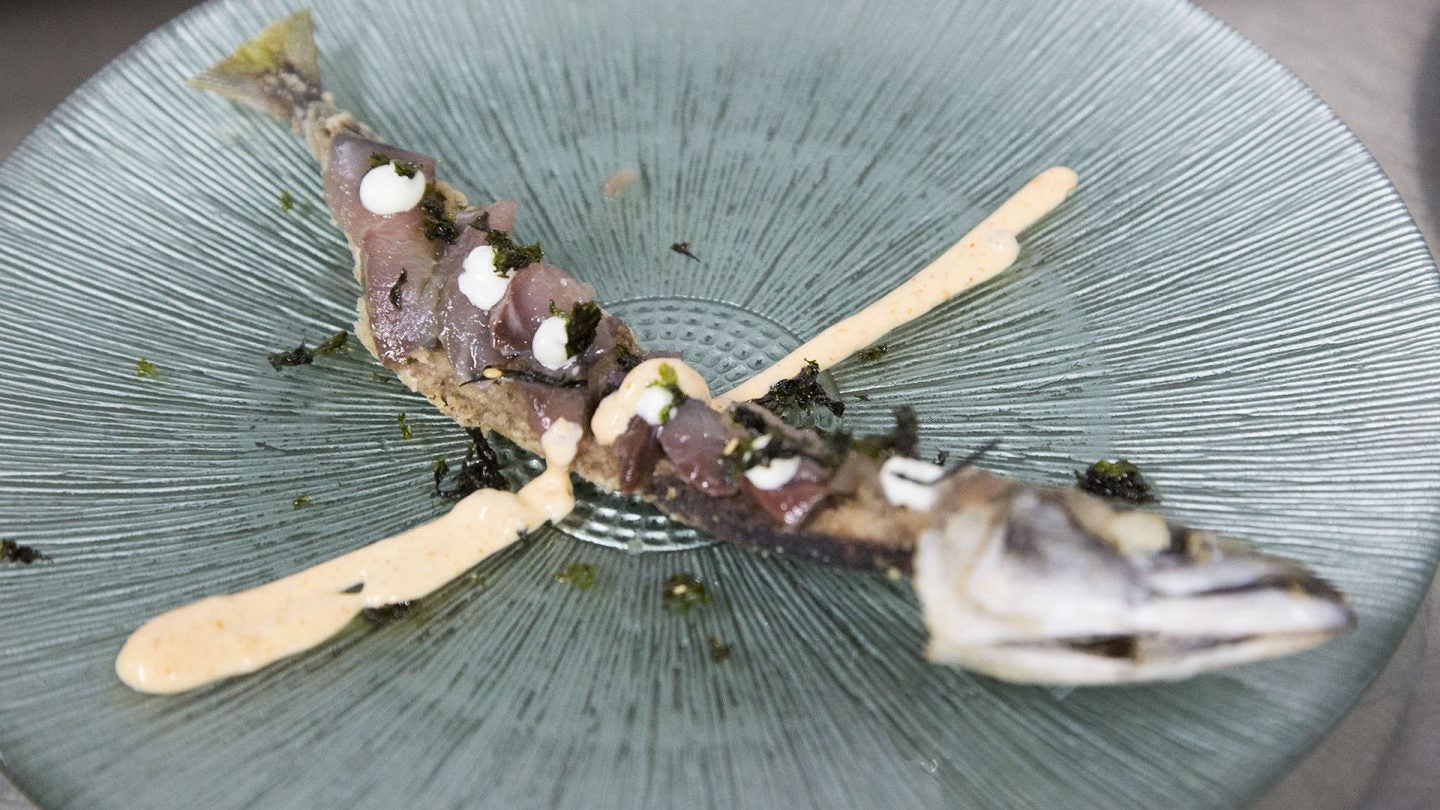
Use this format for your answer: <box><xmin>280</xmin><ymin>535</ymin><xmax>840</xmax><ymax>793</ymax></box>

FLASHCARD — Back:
<box><xmin>915</xmin><ymin>471</ymin><xmax>1357</xmax><ymax>685</ymax></box>
<box><xmin>938</xmin><ymin>627</ymin><xmax>1352</xmax><ymax>686</ymax></box>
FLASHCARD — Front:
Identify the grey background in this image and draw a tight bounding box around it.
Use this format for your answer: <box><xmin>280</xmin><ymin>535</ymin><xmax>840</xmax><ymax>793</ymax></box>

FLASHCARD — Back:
<box><xmin>1</xmin><ymin>0</ymin><xmax>1436</xmax><ymax>807</ymax></box>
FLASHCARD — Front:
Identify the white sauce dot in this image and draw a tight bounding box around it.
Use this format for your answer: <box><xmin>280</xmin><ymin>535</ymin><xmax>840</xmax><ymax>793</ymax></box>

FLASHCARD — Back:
<box><xmin>745</xmin><ymin>434</ymin><xmax>772</xmax><ymax>461</ymax></box>
<box><xmin>635</xmin><ymin>385</ymin><xmax>676</xmax><ymax>426</ymax></box>
<box><xmin>531</xmin><ymin>316</ymin><xmax>573</xmax><ymax>370</ymax></box>
<box><xmin>457</xmin><ymin>245</ymin><xmax>508</xmax><ymax>310</ymax></box>
<box><xmin>879</xmin><ymin>456</ymin><xmax>946</xmax><ymax>511</ymax></box>
<box><xmin>359</xmin><ymin>162</ymin><xmax>426</xmax><ymax>215</ymax></box>
<box><xmin>745</xmin><ymin>455</ymin><xmax>801</xmax><ymax>491</ymax></box>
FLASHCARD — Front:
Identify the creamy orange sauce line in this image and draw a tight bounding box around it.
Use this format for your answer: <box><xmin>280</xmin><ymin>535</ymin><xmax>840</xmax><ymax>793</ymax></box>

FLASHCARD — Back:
<box><xmin>116</xmin><ymin>420</ymin><xmax>583</xmax><ymax>695</ymax></box>
<box><xmin>719</xmin><ymin>167</ymin><xmax>1077</xmax><ymax>404</ymax></box>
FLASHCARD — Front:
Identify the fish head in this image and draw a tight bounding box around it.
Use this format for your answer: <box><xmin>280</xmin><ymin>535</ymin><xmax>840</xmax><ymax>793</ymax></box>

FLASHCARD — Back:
<box><xmin>913</xmin><ymin>470</ymin><xmax>1355</xmax><ymax>684</ymax></box>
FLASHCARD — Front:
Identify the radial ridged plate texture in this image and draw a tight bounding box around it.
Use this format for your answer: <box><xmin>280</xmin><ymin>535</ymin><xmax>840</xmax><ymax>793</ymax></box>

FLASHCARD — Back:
<box><xmin>2</xmin><ymin>0</ymin><xmax>1439</xmax><ymax>807</ymax></box>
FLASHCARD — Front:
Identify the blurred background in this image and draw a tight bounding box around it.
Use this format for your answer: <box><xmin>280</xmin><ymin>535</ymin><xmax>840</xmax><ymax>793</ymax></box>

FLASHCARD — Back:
<box><xmin>1</xmin><ymin>1</ymin><xmax>1437</xmax><ymax>808</ymax></box>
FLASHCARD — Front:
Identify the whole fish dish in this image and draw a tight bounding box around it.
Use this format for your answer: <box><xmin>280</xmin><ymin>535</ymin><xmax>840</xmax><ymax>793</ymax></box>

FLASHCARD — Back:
<box><xmin>115</xmin><ymin>11</ymin><xmax>1354</xmax><ymax>693</ymax></box>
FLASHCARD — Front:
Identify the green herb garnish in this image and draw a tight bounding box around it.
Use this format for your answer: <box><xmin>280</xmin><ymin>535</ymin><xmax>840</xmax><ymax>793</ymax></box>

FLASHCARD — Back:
<box><xmin>418</xmin><ymin>184</ymin><xmax>458</xmax><ymax>243</ymax></box>
<box><xmin>662</xmin><ymin>573</ymin><xmax>710</xmax><ymax>613</ymax></box>
<box><xmin>856</xmin><ymin>344</ymin><xmax>888</xmax><ymax>363</ymax></box>
<box><xmin>432</xmin><ymin>428</ymin><xmax>508</xmax><ymax>500</ymax></box>
<box><xmin>1</xmin><ymin>539</ymin><xmax>47</xmax><ymax>565</ymax></box>
<box><xmin>670</xmin><ymin>242</ymin><xmax>700</xmax><ymax>261</ymax></box>
<box><xmin>707</xmin><ymin>635</ymin><xmax>731</xmax><ymax>663</ymax></box>
<box><xmin>396</xmin><ymin>413</ymin><xmax>413</xmax><ymax>440</ymax></box>
<box><xmin>279</xmin><ymin>190</ymin><xmax>294</xmax><ymax>212</ymax></box>
<box><xmin>754</xmin><ymin>359</ymin><xmax>844</xmax><ymax>426</ymax></box>
<box><xmin>1075</xmin><ymin>459</ymin><xmax>1156</xmax><ymax>504</ymax></box>
<box><xmin>134</xmin><ymin>358</ymin><xmax>161</xmax><ymax>379</ymax></box>
<box><xmin>554</xmin><ymin>562</ymin><xmax>598</xmax><ymax>590</ymax></box>
<box><xmin>267</xmin><ymin>329</ymin><xmax>349</xmax><ymax>369</ymax></box>
<box><xmin>368</xmin><ymin>152</ymin><xmax>392</xmax><ymax>169</ymax></box>
<box><xmin>291</xmin><ymin>494</ymin><xmax>310</xmax><ymax>509</ymax></box>
<box><xmin>648</xmin><ymin>362</ymin><xmax>688</xmax><ymax>424</ymax></box>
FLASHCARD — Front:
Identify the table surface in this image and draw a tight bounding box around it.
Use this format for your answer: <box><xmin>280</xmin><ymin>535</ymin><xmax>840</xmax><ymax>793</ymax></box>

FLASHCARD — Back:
<box><xmin>2</xmin><ymin>0</ymin><xmax>1438</xmax><ymax>807</ymax></box>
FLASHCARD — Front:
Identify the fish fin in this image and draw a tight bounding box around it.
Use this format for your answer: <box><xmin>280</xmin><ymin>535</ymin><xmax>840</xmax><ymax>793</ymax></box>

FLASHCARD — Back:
<box><xmin>189</xmin><ymin>9</ymin><xmax>322</xmax><ymax>120</ymax></box>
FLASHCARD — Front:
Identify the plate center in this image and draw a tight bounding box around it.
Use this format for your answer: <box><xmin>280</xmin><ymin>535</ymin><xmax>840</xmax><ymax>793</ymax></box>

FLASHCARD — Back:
<box><xmin>553</xmin><ymin>295</ymin><xmax>801</xmax><ymax>552</ymax></box>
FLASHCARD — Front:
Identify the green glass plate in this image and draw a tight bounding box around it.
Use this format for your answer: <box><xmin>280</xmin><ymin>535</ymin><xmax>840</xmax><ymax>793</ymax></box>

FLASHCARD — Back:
<box><xmin>3</xmin><ymin>0</ymin><xmax>1439</xmax><ymax>807</ymax></box>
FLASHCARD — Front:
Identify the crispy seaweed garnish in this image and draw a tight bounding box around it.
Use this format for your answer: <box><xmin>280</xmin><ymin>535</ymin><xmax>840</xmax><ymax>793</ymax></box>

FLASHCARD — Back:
<box><xmin>361</xmin><ymin>601</ymin><xmax>413</xmax><ymax>625</ymax></box>
<box><xmin>483</xmin><ymin>229</ymin><xmax>544</xmax><ymax>274</ymax></box>
<box><xmin>389</xmin><ymin>269</ymin><xmax>408</xmax><ymax>308</ymax></box>
<box><xmin>754</xmin><ymin>360</ymin><xmax>845</xmax><ymax>425</ymax></box>
<box><xmin>707</xmin><ymin>635</ymin><xmax>731</xmax><ymax>663</ymax></box>
<box><xmin>365</xmin><ymin>153</ymin><xmax>418</xmax><ymax>179</ymax></box>
<box><xmin>662</xmin><ymin>573</ymin><xmax>710</xmax><ymax>613</ymax></box>
<box><xmin>1</xmin><ymin>539</ymin><xmax>47</xmax><ymax>565</ymax></box>
<box><xmin>1075</xmin><ymin>459</ymin><xmax>1157</xmax><ymax>504</ymax></box>
<box><xmin>419</xmin><ymin>184</ymin><xmax>458</xmax><ymax>243</ymax></box>
<box><xmin>670</xmin><ymin>242</ymin><xmax>700</xmax><ymax>261</ymax></box>
<box><xmin>851</xmin><ymin>406</ymin><xmax>920</xmax><ymax>459</ymax></box>
<box><xmin>554</xmin><ymin>563</ymin><xmax>598</xmax><ymax>590</ymax></box>
<box><xmin>433</xmin><ymin>428</ymin><xmax>509</xmax><ymax>500</ymax></box>
<box><xmin>856</xmin><ymin>344</ymin><xmax>888</xmax><ymax>363</ymax></box>
<box><xmin>614</xmin><ymin>347</ymin><xmax>644</xmax><ymax>374</ymax></box>
<box><xmin>267</xmin><ymin>329</ymin><xmax>349</xmax><ymax>369</ymax></box>
<box><xmin>725</xmin><ymin>404</ymin><xmax>844</xmax><ymax>472</ymax></box>
<box><xmin>565</xmin><ymin>301</ymin><xmax>604</xmax><ymax>357</ymax></box>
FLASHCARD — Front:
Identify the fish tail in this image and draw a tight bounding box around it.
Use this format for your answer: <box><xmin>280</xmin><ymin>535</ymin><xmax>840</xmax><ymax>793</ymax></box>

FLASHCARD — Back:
<box><xmin>189</xmin><ymin>9</ymin><xmax>323</xmax><ymax>121</ymax></box>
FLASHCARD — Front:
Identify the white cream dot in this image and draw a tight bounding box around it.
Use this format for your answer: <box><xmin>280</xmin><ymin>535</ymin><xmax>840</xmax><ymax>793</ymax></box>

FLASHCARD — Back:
<box><xmin>531</xmin><ymin>316</ymin><xmax>573</xmax><ymax>370</ymax></box>
<box><xmin>635</xmin><ymin>386</ymin><xmax>676</xmax><ymax>426</ymax></box>
<box><xmin>457</xmin><ymin>245</ymin><xmax>508</xmax><ymax>310</ymax></box>
<box><xmin>879</xmin><ymin>456</ymin><xmax>946</xmax><ymax>511</ymax></box>
<box><xmin>745</xmin><ymin>456</ymin><xmax>801</xmax><ymax>490</ymax></box>
<box><xmin>359</xmin><ymin>162</ymin><xmax>426</xmax><ymax>215</ymax></box>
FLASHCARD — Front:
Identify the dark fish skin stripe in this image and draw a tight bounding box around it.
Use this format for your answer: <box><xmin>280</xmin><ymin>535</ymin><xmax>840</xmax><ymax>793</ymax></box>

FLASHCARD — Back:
<box><xmin>646</xmin><ymin>473</ymin><xmax>915</xmax><ymax>573</ymax></box>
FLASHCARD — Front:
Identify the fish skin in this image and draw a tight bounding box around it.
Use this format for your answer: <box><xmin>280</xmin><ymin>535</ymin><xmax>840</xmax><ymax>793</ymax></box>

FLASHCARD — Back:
<box><xmin>657</xmin><ymin>399</ymin><xmax>741</xmax><ymax>497</ymax></box>
<box><xmin>488</xmin><ymin>263</ymin><xmax>595</xmax><ymax>358</ymax></box>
